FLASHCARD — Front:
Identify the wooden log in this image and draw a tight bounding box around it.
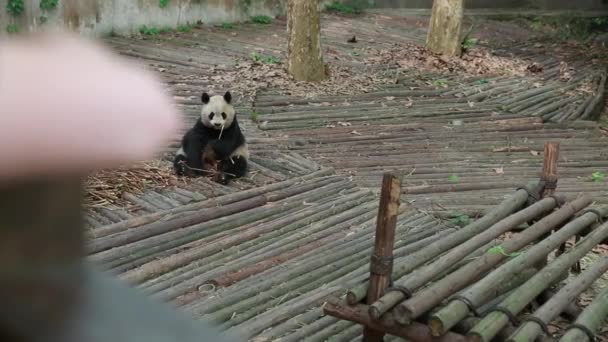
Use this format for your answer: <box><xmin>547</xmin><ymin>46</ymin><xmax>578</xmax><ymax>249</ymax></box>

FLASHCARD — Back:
<box><xmin>363</xmin><ymin>172</ymin><xmax>401</xmax><ymax>342</ymax></box>
<box><xmin>394</xmin><ymin>195</ymin><xmax>591</xmax><ymax>326</ymax></box>
<box><xmin>346</xmin><ymin>187</ymin><xmax>530</xmax><ymax>305</ymax></box>
<box><xmin>324</xmin><ymin>299</ymin><xmax>469</xmax><ymax>342</ymax></box>
<box><xmin>559</xmin><ymin>284</ymin><xmax>608</xmax><ymax>342</ymax></box>
<box><xmin>506</xmin><ymin>256</ymin><xmax>608</xmax><ymax>342</ymax></box>
<box><xmin>468</xmin><ymin>220</ymin><xmax>608</xmax><ymax>342</ymax></box>
<box><xmin>369</xmin><ymin>197</ymin><xmax>557</xmax><ymax>320</ymax></box>
<box><xmin>429</xmin><ymin>206</ymin><xmax>607</xmax><ymax>336</ymax></box>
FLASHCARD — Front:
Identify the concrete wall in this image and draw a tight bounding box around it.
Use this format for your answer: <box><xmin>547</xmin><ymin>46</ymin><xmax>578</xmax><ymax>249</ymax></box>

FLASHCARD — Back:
<box><xmin>372</xmin><ymin>0</ymin><xmax>608</xmax><ymax>10</ymax></box>
<box><xmin>0</xmin><ymin>0</ymin><xmax>285</xmax><ymax>37</ymax></box>
<box><xmin>2</xmin><ymin>0</ymin><xmax>606</xmax><ymax>37</ymax></box>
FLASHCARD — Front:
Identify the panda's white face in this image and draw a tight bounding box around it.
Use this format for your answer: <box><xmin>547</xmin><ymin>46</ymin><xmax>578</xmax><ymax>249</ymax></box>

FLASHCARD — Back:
<box><xmin>201</xmin><ymin>92</ymin><xmax>235</xmax><ymax>130</ymax></box>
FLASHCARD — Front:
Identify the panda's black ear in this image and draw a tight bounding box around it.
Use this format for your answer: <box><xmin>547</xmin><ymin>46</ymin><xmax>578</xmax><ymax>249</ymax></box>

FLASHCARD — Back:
<box><xmin>223</xmin><ymin>91</ymin><xmax>232</xmax><ymax>104</ymax></box>
<box><xmin>202</xmin><ymin>92</ymin><xmax>210</xmax><ymax>104</ymax></box>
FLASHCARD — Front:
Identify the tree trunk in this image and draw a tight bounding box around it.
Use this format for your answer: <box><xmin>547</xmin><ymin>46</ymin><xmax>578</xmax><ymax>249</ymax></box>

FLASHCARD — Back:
<box><xmin>426</xmin><ymin>0</ymin><xmax>464</xmax><ymax>56</ymax></box>
<box><xmin>286</xmin><ymin>0</ymin><xmax>326</xmax><ymax>82</ymax></box>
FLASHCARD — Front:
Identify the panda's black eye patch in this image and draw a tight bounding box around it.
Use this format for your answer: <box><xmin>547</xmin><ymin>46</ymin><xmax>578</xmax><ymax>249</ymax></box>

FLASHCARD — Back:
<box><xmin>221</xmin><ymin>112</ymin><xmax>227</xmax><ymax>119</ymax></box>
<box><xmin>209</xmin><ymin>112</ymin><xmax>215</xmax><ymax>119</ymax></box>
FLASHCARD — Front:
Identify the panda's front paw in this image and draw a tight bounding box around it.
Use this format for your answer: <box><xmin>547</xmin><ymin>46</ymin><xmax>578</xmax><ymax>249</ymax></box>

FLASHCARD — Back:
<box><xmin>212</xmin><ymin>172</ymin><xmax>228</xmax><ymax>185</ymax></box>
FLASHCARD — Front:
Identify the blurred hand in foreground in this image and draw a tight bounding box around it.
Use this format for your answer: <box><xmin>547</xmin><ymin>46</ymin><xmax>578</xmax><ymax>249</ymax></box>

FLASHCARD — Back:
<box><xmin>0</xmin><ymin>32</ymin><xmax>181</xmax><ymax>182</ymax></box>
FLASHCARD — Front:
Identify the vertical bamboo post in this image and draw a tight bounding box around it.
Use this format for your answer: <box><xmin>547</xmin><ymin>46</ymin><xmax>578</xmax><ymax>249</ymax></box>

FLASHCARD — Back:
<box><xmin>541</xmin><ymin>142</ymin><xmax>559</xmax><ymax>198</ymax></box>
<box><xmin>363</xmin><ymin>172</ymin><xmax>401</xmax><ymax>342</ymax></box>
<box><xmin>537</xmin><ymin>142</ymin><xmax>560</xmax><ymax>269</ymax></box>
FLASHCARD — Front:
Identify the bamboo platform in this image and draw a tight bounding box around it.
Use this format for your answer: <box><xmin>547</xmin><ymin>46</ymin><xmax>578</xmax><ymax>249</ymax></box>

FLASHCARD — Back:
<box><xmin>325</xmin><ymin>143</ymin><xmax>608</xmax><ymax>342</ymax></box>
<box><xmin>80</xmin><ymin>9</ymin><xmax>608</xmax><ymax>341</ymax></box>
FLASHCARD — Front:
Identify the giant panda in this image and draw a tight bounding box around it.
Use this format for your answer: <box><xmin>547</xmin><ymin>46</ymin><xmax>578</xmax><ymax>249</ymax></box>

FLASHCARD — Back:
<box><xmin>173</xmin><ymin>91</ymin><xmax>249</xmax><ymax>184</ymax></box>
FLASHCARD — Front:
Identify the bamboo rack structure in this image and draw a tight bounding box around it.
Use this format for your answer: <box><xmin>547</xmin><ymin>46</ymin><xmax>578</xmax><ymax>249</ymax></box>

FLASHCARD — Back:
<box><xmin>324</xmin><ymin>143</ymin><xmax>608</xmax><ymax>342</ymax></box>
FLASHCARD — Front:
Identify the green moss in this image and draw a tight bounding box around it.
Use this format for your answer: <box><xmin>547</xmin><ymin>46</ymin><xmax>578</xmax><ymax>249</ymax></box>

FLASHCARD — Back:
<box><xmin>40</xmin><ymin>0</ymin><xmax>59</xmax><ymax>11</ymax></box>
<box><xmin>251</xmin><ymin>15</ymin><xmax>272</xmax><ymax>24</ymax></box>
<box><xmin>6</xmin><ymin>0</ymin><xmax>25</xmax><ymax>17</ymax></box>
<box><xmin>324</xmin><ymin>1</ymin><xmax>363</xmax><ymax>15</ymax></box>
<box><xmin>6</xmin><ymin>23</ymin><xmax>18</xmax><ymax>33</ymax></box>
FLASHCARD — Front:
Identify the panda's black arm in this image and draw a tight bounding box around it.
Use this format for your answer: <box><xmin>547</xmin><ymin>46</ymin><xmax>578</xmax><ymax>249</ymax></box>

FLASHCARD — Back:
<box><xmin>183</xmin><ymin>137</ymin><xmax>205</xmax><ymax>170</ymax></box>
<box><xmin>210</xmin><ymin>132</ymin><xmax>244</xmax><ymax>160</ymax></box>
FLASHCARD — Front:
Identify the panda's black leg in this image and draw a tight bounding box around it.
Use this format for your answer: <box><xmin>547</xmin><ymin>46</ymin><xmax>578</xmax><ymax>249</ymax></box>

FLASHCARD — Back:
<box><xmin>173</xmin><ymin>155</ymin><xmax>188</xmax><ymax>176</ymax></box>
<box><xmin>216</xmin><ymin>156</ymin><xmax>247</xmax><ymax>184</ymax></box>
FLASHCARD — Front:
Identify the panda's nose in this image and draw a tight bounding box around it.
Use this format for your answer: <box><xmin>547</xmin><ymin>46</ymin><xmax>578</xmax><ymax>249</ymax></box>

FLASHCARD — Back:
<box><xmin>214</xmin><ymin>123</ymin><xmax>222</xmax><ymax>128</ymax></box>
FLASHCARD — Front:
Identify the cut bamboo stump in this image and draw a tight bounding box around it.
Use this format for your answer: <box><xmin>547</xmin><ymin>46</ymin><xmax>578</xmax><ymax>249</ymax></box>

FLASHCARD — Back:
<box><xmin>363</xmin><ymin>172</ymin><xmax>401</xmax><ymax>342</ymax></box>
<box><xmin>537</xmin><ymin>141</ymin><xmax>560</xmax><ymax>270</ymax></box>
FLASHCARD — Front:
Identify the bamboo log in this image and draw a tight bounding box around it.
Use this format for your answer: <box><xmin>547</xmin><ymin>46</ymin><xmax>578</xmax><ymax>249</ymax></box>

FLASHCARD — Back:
<box><xmin>323</xmin><ymin>323</ymin><xmax>362</xmax><ymax>342</ymax></box>
<box><xmin>468</xmin><ymin>220</ymin><xmax>608</xmax><ymax>342</ymax></box>
<box><xmin>209</xmin><ymin>230</ymin><xmax>356</xmax><ymax>287</ymax></box>
<box><xmin>537</xmin><ymin>289</ymin><xmax>580</xmax><ymax>320</ymax></box>
<box><xmin>507</xmin><ymin>256</ymin><xmax>608</xmax><ymax>342</ymax></box>
<box><xmin>204</xmin><ymin>214</ymin><xmax>439</xmax><ymax>327</ymax></box>
<box><xmin>559</xmin><ymin>284</ymin><xmax>608</xmax><ymax>342</ymax></box>
<box><xmin>580</xmin><ymin>70</ymin><xmax>607</xmax><ymax>120</ymax></box>
<box><xmin>151</xmin><ymin>200</ymin><xmax>381</xmax><ymax>301</ymax></box>
<box><xmin>95</xmin><ymin>180</ymin><xmax>353</xmax><ymax>269</ymax></box>
<box><xmin>227</xmin><ymin>286</ymin><xmax>342</xmax><ymax>340</ymax></box>
<box><xmin>346</xmin><ymin>188</ymin><xmax>530</xmax><ymax>305</ymax></box>
<box><xmin>90</xmin><ymin>195</ymin><xmax>267</xmax><ymax>253</ymax></box>
<box><xmin>189</xmin><ymin>222</ymin><xmax>392</xmax><ymax>315</ymax></box>
<box><xmin>122</xmin><ymin>190</ymin><xmax>371</xmax><ymax>284</ymax></box>
<box><xmin>324</xmin><ymin>299</ymin><xmax>469</xmax><ymax>342</ymax></box>
<box><xmin>87</xmin><ymin>168</ymin><xmax>335</xmax><ymax>239</ymax></box>
<box><xmin>255</xmin><ymin>307</ymin><xmax>326</xmax><ymax>341</ymax></box>
<box><xmin>369</xmin><ymin>197</ymin><xmax>557</xmax><ymax>320</ymax></box>
<box><xmin>193</xmin><ymin>218</ymin><xmax>448</xmax><ymax>325</ymax></box>
<box><xmin>210</xmin><ymin>207</ymin><xmax>371</xmax><ymax>287</ymax></box>
<box><xmin>363</xmin><ymin>173</ymin><xmax>401</xmax><ymax>342</ymax></box>
<box><xmin>428</xmin><ymin>206</ymin><xmax>607</xmax><ymax>336</ymax></box>
<box><xmin>394</xmin><ymin>195</ymin><xmax>591</xmax><ymax>325</ymax></box>
<box><xmin>98</xmin><ymin>200</ymin><xmax>302</xmax><ymax>269</ymax></box>
<box><xmin>301</xmin><ymin>320</ymin><xmax>356</xmax><ymax>342</ymax></box>
<box><xmin>277</xmin><ymin>316</ymin><xmax>339</xmax><ymax>342</ymax></box>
